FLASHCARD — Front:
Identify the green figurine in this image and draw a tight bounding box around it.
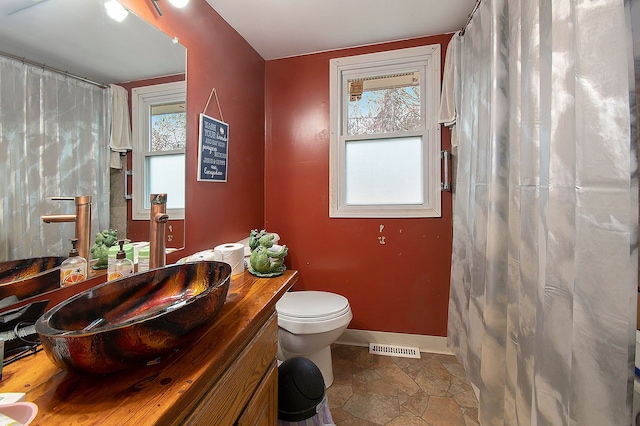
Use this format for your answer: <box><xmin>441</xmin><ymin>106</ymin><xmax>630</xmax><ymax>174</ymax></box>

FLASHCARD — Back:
<box><xmin>90</xmin><ymin>229</ymin><xmax>118</xmax><ymax>269</ymax></box>
<box><xmin>248</xmin><ymin>229</ymin><xmax>288</xmax><ymax>277</ymax></box>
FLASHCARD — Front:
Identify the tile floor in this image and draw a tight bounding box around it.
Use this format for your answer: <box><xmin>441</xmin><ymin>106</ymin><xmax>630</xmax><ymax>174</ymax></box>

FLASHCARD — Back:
<box><xmin>326</xmin><ymin>344</ymin><xmax>479</xmax><ymax>426</ymax></box>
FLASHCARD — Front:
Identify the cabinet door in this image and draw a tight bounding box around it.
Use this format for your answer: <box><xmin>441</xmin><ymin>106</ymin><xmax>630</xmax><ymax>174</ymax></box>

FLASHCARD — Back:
<box><xmin>236</xmin><ymin>361</ymin><xmax>278</xmax><ymax>426</ymax></box>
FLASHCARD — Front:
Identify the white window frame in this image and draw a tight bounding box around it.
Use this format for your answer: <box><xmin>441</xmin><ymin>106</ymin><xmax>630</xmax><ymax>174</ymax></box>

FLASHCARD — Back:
<box><xmin>131</xmin><ymin>81</ymin><xmax>186</xmax><ymax>220</ymax></box>
<box><xmin>329</xmin><ymin>45</ymin><xmax>441</xmax><ymax>218</ymax></box>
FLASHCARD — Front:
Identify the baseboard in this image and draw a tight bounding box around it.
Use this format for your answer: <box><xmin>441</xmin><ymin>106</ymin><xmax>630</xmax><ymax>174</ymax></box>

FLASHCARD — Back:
<box><xmin>336</xmin><ymin>329</ymin><xmax>453</xmax><ymax>355</ymax></box>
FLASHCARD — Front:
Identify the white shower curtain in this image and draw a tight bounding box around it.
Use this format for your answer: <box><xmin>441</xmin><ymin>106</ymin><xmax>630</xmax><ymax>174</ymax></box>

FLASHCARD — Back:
<box><xmin>0</xmin><ymin>57</ymin><xmax>110</xmax><ymax>261</ymax></box>
<box><xmin>447</xmin><ymin>0</ymin><xmax>638</xmax><ymax>424</ymax></box>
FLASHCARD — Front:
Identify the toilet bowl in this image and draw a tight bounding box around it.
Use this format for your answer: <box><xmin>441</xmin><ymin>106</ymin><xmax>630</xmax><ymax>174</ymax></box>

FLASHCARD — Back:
<box><xmin>276</xmin><ymin>291</ymin><xmax>352</xmax><ymax>387</ymax></box>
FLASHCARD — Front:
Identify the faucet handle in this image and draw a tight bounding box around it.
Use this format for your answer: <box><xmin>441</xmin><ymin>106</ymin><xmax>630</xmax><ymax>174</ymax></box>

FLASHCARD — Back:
<box><xmin>50</xmin><ymin>196</ymin><xmax>92</xmax><ymax>205</ymax></box>
<box><xmin>150</xmin><ymin>194</ymin><xmax>167</xmax><ymax>205</ymax></box>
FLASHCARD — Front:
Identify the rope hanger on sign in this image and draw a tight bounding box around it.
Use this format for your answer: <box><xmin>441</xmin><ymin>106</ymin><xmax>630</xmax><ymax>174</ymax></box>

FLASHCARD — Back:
<box><xmin>203</xmin><ymin>87</ymin><xmax>224</xmax><ymax>122</ymax></box>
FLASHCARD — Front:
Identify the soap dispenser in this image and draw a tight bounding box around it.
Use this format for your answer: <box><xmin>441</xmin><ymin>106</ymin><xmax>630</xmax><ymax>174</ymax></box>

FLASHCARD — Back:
<box><xmin>107</xmin><ymin>240</ymin><xmax>134</xmax><ymax>281</ymax></box>
<box><xmin>60</xmin><ymin>238</ymin><xmax>88</xmax><ymax>287</ymax></box>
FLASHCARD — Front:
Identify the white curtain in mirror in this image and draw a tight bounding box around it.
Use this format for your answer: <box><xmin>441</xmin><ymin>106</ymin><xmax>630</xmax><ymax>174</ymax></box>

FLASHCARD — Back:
<box><xmin>0</xmin><ymin>56</ymin><xmax>110</xmax><ymax>261</ymax></box>
<box><xmin>447</xmin><ymin>0</ymin><xmax>637</xmax><ymax>424</ymax></box>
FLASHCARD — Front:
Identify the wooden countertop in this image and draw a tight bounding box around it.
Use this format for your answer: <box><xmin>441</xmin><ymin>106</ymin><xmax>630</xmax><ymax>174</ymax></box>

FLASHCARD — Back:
<box><xmin>1</xmin><ymin>269</ymin><xmax>298</xmax><ymax>425</ymax></box>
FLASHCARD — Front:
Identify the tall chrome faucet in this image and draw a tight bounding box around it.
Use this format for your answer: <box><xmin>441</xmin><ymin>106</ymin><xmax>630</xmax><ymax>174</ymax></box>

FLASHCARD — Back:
<box><xmin>42</xmin><ymin>196</ymin><xmax>92</xmax><ymax>262</ymax></box>
<box><xmin>149</xmin><ymin>194</ymin><xmax>169</xmax><ymax>269</ymax></box>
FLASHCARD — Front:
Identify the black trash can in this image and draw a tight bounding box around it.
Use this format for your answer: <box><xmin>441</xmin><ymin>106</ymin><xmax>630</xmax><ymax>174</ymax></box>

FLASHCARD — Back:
<box><xmin>277</xmin><ymin>357</ymin><xmax>334</xmax><ymax>425</ymax></box>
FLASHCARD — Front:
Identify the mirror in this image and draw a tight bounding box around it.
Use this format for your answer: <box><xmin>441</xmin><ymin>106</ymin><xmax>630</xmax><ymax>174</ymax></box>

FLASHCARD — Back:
<box><xmin>630</xmin><ymin>0</ymin><xmax>640</xmax><ymax>419</ymax></box>
<box><xmin>0</xmin><ymin>0</ymin><xmax>186</xmax><ymax>304</ymax></box>
<box><xmin>0</xmin><ymin>0</ymin><xmax>186</xmax><ymax>85</ymax></box>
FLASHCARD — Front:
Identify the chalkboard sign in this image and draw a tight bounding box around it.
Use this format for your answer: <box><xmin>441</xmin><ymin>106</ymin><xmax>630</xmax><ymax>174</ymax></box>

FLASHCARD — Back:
<box><xmin>197</xmin><ymin>113</ymin><xmax>229</xmax><ymax>182</ymax></box>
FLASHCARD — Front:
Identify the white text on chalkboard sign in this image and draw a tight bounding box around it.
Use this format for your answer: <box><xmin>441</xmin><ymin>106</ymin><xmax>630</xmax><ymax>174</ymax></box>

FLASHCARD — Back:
<box><xmin>197</xmin><ymin>114</ymin><xmax>229</xmax><ymax>182</ymax></box>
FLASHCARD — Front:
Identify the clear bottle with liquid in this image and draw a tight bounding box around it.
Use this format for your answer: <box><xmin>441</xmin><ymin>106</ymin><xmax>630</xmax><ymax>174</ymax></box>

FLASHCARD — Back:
<box><xmin>60</xmin><ymin>238</ymin><xmax>88</xmax><ymax>287</ymax></box>
<box><xmin>138</xmin><ymin>245</ymin><xmax>150</xmax><ymax>272</ymax></box>
<box><xmin>107</xmin><ymin>240</ymin><xmax>134</xmax><ymax>281</ymax></box>
<box><xmin>108</xmin><ymin>241</ymin><xmax>133</xmax><ymax>269</ymax></box>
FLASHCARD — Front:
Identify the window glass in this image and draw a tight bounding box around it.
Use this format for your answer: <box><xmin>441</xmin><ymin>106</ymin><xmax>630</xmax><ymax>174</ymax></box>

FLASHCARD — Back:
<box><xmin>146</xmin><ymin>154</ymin><xmax>185</xmax><ymax>210</ymax></box>
<box><xmin>150</xmin><ymin>102</ymin><xmax>186</xmax><ymax>151</ymax></box>
<box><xmin>347</xmin><ymin>72</ymin><xmax>421</xmax><ymax>136</ymax></box>
<box><xmin>345</xmin><ymin>136</ymin><xmax>423</xmax><ymax>204</ymax></box>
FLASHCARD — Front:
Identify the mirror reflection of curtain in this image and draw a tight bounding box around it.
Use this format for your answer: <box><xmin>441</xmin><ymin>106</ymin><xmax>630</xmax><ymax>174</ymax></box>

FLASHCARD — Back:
<box><xmin>447</xmin><ymin>0</ymin><xmax>637</xmax><ymax>424</ymax></box>
<box><xmin>0</xmin><ymin>56</ymin><xmax>110</xmax><ymax>261</ymax></box>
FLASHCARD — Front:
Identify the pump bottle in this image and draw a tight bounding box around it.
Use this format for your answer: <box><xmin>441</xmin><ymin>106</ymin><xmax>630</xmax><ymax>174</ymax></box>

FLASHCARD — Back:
<box><xmin>60</xmin><ymin>238</ymin><xmax>88</xmax><ymax>286</ymax></box>
<box><xmin>107</xmin><ymin>240</ymin><xmax>134</xmax><ymax>281</ymax></box>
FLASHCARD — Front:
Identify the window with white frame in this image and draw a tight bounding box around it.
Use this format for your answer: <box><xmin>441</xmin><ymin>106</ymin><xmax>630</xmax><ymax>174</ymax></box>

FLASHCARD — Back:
<box><xmin>329</xmin><ymin>45</ymin><xmax>441</xmax><ymax>218</ymax></box>
<box><xmin>132</xmin><ymin>81</ymin><xmax>186</xmax><ymax>220</ymax></box>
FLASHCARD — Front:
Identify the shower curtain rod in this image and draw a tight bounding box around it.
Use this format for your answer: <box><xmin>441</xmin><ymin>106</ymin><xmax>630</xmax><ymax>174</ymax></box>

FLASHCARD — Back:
<box><xmin>0</xmin><ymin>50</ymin><xmax>108</xmax><ymax>89</ymax></box>
<box><xmin>460</xmin><ymin>0</ymin><xmax>483</xmax><ymax>36</ymax></box>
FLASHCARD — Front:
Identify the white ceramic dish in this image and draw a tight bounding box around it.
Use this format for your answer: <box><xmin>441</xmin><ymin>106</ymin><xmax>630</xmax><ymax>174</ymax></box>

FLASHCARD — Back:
<box><xmin>0</xmin><ymin>402</ymin><xmax>38</xmax><ymax>425</ymax></box>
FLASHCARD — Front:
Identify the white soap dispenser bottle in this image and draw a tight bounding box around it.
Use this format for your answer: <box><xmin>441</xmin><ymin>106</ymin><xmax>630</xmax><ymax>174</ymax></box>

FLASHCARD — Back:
<box><xmin>60</xmin><ymin>238</ymin><xmax>88</xmax><ymax>287</ymax></box>
<box><xmin>107</xmin><ymin>240</ymin><xmax>134</xmax><ymax>281</ymax></box>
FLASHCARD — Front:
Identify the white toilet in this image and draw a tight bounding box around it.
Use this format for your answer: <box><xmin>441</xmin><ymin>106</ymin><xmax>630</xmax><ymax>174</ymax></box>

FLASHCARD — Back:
<box><xmin>276</xmin><ymin>291</ymin><xmax>352</xmax><ymax>387</ymax></box>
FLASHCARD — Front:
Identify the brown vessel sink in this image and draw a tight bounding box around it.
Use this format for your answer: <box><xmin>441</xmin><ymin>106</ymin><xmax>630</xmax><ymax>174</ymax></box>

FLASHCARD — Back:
<box><xmin>0</xmin><ymin>257</ymin><xmax>66</xmax><ymax>302</ymax></box>
<box><xmin>35</xmin><ymin>261</ymin><xmax>231</xmax><ymax>374</ymax></box>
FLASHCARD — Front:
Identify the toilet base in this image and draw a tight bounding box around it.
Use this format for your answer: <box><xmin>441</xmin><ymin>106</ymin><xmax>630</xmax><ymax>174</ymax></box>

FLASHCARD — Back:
<box><xmin>306</xmin><ymin>346</ymin><xmax>334</xmax><ymax>388</ymax></box>
<box><xmin>278</xmin><ymin>345</ymin><xmax>335</xmax><ymax>388</ymax></box>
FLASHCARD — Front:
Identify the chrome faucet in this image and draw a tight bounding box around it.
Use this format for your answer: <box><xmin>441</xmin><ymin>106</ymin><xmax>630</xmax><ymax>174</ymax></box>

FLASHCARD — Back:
<box><xmin>149</xmin><ymin>194</ymin><xmax>169</xmax><ymax>269</ymax></box>
<box><xmin>42</xmin><ymin>196</ymin><xmax>92</xmax><ymax>262</ymax></box>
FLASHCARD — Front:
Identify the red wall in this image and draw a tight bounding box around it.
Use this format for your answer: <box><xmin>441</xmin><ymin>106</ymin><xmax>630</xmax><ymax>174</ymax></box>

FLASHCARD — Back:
<box><xmin>119</xmin><ymin>0</ymin><xmax>454</xmax><ymax>336</ymax></box>
<box><xmin>119</xmin><ymin>0</ymin><xmax>266</xmax><ymax>263</ymax></box>
<box><xmin>264</xmin><ymin>34</ymin><xmax>454</xmax><ymax>336</ymax></box>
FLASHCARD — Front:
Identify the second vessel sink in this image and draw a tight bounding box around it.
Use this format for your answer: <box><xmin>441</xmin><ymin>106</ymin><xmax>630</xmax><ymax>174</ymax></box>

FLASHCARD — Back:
<box><xmin>36</xmin><ymin>261</ymin><xmax>231</xmax><ymax>374</ymax></box>
<box><xmin>0</xmin><ymin>256</ymin><xmax>66</xmax><ymax>301</ymax></box>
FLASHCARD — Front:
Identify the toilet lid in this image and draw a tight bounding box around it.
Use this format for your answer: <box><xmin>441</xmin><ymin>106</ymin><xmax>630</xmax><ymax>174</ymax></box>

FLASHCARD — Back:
<box><xmin>276</xmin><ymin>291</ymin><xmax>350</xmax><ymax>321</ymax></box>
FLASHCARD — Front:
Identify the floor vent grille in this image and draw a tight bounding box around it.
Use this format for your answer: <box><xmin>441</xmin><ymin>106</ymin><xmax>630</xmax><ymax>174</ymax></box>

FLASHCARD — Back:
<box><xmin>369</xmin><ymin>343</ymin><xmax>421</xmax><ymax>359</ymax></box>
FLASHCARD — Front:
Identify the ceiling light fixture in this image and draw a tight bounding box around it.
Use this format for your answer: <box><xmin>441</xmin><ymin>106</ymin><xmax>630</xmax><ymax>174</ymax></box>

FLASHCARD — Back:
<box><xmin>104</xmin><ymin>0</ymin><xmax>129</xmax><ymax>22</ymax></box>
<box><xmin>150</xmin><ymin>0</ymin><xmax>189</xmax><ymax>16</ymax></box>
<box><xmin>168</xmin><ymin>0</ymin><xmax>189</xmax><ymax>8</ymax></box>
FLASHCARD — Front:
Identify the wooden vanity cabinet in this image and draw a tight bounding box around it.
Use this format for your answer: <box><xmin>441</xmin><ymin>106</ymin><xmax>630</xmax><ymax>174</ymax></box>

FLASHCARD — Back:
<box><xmin>236</xmin><ymin>362</ymin><xmax>278</xmax><ymax>426</ymax></box>
<box><xmin>2</xmin><ymin>270</ymin><xmax>296</xmax><ymax>426</ymax></box>
<box><xmin>181</xmin><ymin>313</ymin><xmax>279</xmax><ymax>425</ymax></box>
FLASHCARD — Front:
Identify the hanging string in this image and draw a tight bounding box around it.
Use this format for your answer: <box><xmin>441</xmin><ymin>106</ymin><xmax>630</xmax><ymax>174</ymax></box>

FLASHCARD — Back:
<box><xmin>203</xmin><ymin>87</ymin><xmax>224</xmax><ymax>122</ymax></box>
<box><xmin>460</xmin><ymin>0</ymin><xmax>483</xmax><ymax>36</ymax></box>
